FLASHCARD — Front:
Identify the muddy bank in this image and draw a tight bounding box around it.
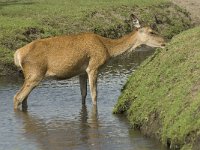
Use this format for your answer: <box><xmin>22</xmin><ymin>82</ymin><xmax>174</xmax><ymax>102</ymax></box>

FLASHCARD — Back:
<box><xmin>0</xmin><ymin>2</ymin><xmax>192</xmax><ymax>76</ymax></box>
<box><xmin>113</xmin><ymin>26</ymin><xmax>200</xmax><ymax>150</ymax></box>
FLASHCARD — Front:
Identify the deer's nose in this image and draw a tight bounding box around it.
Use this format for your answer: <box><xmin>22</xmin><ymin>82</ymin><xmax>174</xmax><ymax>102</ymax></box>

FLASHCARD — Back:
<box><xmin>161</xmin><ymin>43</ymin><xmax>166</xmax><ymax>47</ymax></box>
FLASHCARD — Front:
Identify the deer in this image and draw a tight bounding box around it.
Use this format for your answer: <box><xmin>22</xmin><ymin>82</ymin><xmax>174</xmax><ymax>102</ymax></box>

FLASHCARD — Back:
<box><xmin>13</xmin><ymin>14</ymin><xmax>166</xmax><ymax>111</ymax></box>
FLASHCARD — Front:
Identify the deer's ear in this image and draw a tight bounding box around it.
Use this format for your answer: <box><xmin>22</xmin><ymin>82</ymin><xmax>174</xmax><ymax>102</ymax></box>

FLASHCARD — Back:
<box><xmin>130</xmin><ymin>14</ymin><xmax>141</xmax><ymax>29</ymax></box>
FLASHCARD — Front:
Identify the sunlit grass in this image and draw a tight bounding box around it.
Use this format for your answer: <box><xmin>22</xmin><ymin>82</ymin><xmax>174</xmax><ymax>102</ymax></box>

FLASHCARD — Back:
<box><xmin>0</xmin><ymin>0</ymin><xmax>167</xmax><ymax>36</ymax></box>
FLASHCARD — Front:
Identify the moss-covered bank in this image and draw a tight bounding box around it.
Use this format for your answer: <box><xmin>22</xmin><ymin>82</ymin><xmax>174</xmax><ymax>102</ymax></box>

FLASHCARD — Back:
<box><xmin>113</xmin><ymin>26</ymin><xmax>200</xmax><ymax>149</ymax></box>
<box><xmin>0</xmin><ymin>0</ymin><xmax>191</xmax><ymax>76</ymax></box>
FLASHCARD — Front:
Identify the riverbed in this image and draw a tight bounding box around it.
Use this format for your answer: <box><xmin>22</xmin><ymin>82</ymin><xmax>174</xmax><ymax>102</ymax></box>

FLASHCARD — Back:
<box><xmin>0</xmin><ymin>48</ymin><xmax>167</xmax><ymax>150</ymax></box>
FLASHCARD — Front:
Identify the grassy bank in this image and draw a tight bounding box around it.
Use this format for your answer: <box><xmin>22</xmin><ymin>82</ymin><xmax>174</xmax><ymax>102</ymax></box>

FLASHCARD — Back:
<box><xmin>113</xmin><ymin>26</ymin><xmax>200</xmax><ymax>149</ymax></box>
<box><xmin>0</xmin><ymin>0</ymin><xmax>191</xmax><ymax>75</ymax></box>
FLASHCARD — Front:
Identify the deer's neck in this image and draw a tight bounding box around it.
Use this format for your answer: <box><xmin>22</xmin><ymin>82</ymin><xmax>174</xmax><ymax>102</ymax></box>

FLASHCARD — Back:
<box><xmin>100</xmin><ymin>31</ymin><xmax>140</xmax><ymax>57</ymax></box>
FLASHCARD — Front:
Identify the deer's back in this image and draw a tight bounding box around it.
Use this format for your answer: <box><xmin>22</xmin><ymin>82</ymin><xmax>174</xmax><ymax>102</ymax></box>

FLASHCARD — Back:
<box><xmin>17</xmin><ymin>33</ymin><xmax>110</xmax><ymax>79</ymax></box>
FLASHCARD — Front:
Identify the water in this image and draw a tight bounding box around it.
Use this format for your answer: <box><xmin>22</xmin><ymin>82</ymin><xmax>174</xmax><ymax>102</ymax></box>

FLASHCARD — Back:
<box><xmin>0</xmin><ymin>48</ymin><xmax>167</xmax><ymax>150</ymax></box>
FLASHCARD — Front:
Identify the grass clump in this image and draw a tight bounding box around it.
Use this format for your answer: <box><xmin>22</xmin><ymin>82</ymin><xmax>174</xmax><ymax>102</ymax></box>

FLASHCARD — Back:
<box><xmin>0</xmin><ymin>0</ymin><xmax>192</xmax><ymax>75</ymax></box>
<box><xmin>113</xmin><ymin>26</ymin><xmax>200</xmax><ymax>149</ymax></box>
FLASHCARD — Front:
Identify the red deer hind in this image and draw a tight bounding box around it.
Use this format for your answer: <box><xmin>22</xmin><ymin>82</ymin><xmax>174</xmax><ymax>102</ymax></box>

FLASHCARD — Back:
<box><xmin>14</xmin><ymin>14</ymin><xmax>165</xmax><ymax>111</ymax></box>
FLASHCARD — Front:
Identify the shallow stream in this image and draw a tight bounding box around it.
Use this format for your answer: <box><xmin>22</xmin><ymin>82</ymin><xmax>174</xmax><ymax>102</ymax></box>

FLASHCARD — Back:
<box><xmin>0</xmin><ymin>48</ymin><xmax>167</xmax><ymax>150</ymax></box>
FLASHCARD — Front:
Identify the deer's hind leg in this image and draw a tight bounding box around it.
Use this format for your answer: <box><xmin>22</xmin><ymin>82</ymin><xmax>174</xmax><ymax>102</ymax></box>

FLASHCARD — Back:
<box><xmin>79</xmin><ymin>73</ymin><xmax>88</xmax><ymax>104</ymax></box>
<box><xmin>14</xmin><ymin>65</ymin><xmax>45</xmax><ymax>111</ymax></box>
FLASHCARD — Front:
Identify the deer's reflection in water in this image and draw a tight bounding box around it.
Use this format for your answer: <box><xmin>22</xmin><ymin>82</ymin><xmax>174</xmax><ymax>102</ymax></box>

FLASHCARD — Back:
<box><xmin>15</xmin><ymin>105</ymin><xmax>101</xmax><ymax>150</ymax></box>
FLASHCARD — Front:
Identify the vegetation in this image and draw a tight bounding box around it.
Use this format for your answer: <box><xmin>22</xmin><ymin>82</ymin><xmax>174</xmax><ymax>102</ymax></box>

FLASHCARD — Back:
<box><xmin>113</xmin><ymin>26</ymin><xmax>200</xmax><ymax>150</ymax></box>
<box><xmin>0</xmin><ymin>0</ymin><xmax>191</xmax><ymax>75</ymax></box>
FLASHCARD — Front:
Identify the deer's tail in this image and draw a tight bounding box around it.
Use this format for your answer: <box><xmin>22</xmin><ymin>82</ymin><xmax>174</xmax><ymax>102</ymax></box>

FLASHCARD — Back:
<box><xmin>14</xmin><ymin>49</ymin><xmax>23</xmax><ymax>70</ymax></box>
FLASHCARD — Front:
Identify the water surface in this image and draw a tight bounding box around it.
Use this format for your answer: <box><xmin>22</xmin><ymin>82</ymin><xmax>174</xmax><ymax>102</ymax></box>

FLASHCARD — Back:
<box><xmin>0</xmin><ymin>49</ymin><xmax>167</xmax><ymax>150</ymax></box>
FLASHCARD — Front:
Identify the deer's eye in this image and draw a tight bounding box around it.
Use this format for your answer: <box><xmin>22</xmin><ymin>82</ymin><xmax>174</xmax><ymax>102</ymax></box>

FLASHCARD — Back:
<box><xmin>150</xmin><ymin>32</ymin><xmax>154</xmax><ymax>34</ymax></box>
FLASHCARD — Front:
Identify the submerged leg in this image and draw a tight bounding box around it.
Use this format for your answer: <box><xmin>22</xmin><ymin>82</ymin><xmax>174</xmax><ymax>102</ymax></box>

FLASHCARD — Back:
<box><xmin>79</xmin><ymin>74</ymin><xmax>88</xmax><ymax>104</ymax></box>
<box><xmin>22</xmin><ymin>97</ymin><xmax>28</xmax><ymax>111</ymax></box>
<box><xmin>87</xmin><ymin>70</ymin><xmax>98</xmax><ymax>105</ymax></box>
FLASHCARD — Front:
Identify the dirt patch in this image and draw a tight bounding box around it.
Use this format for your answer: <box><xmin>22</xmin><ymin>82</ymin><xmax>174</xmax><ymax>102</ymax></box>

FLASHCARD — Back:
<box><xmin>139</xmin><ymin>111</ymin><xmax>162</xmax><ymax>139</ymax></box>
<box><xmin>23</xmin><ymin>27</ymin><xmax>44</xmax><ymax>41</ymax></box>
<box><xmin>171</xmin><ymin>0</ymin><xmax>200</xmax><ymax>25</ymax></box>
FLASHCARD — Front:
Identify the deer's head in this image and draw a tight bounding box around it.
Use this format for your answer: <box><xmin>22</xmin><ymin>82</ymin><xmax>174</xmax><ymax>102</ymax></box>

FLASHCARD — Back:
<box><xmin>131</xmin><ymin>14</ymin><xmax>166</xmax><ymax>48</ymax></box>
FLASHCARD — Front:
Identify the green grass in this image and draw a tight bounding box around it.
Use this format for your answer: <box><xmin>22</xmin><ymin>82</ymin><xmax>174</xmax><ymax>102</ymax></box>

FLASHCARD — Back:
<box><xmin>0</xmin><ymin>0</ymin><xmax>167</xmax><ymax>17</ymax></box>
<box><xmin>113</xmin><ymin>26</ymin><xmax>200</xmax><ymax>149</ymax></box>
<box><xmin>0</xmin><ymin>0</ymin><xmax>167</xmax><ymax>33</ymax></box>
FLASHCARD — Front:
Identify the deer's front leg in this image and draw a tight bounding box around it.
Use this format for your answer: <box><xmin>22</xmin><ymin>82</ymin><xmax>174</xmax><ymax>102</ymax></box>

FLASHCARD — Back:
<box><xmin>79</xmin><ymin>73</ymin><xmax>88</xmax><ymax>104</ymax></box>
<box><xmin>87</xmin><ymin>69</ymin><xmax>98</xmax><ymax>105</ymax></box>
